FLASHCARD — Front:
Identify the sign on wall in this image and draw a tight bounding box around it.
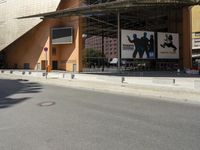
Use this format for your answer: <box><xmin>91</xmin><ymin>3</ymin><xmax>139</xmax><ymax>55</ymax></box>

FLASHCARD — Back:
<box><xmin>121</xmin><ymin>29</ymin><xmax>155</xmax><ymax>59</ymax></box>
<box><xmin>157</xmin><ymin>32</ymin><xmax>179</xmax><ymax>59</ymax></box>
<box><xmin>192</xmin><ymin>32</ymin><xmax>200</xmax><ymax>49</ymax></box>
<box><xmin>52</xmin><ymin>27</ymin><xmax>73</xmax><ymax>45</ymax></box>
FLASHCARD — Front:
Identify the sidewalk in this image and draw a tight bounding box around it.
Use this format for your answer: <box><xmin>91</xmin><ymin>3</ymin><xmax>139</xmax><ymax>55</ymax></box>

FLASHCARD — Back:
<box><xmin>0</xmin><ymin>70</ymin><xmax>200</xmax><ymax>103</ymax></box>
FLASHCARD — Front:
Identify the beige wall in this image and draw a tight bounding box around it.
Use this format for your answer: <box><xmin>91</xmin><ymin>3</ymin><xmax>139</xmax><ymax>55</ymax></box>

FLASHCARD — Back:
<box><xmin>4</xmin><ymin>19</ymin><xmax>60</xmax><ymax>69</ymax></box>
<box><xmin>53</xmin><ymin>16</ymin><xmax>82</xmax><ymax>72</ymax></box>
<box><xmin>57</xmin><ymin>0</ymin><xmax>83</xmax><ymax>72</ymax></box>
<box><xmin>192</xmin><ymin>6</ymin><xmax>200</xmax><ymax>32</ymax></box>
<box><xmin>0</xmin><ymin>0</ymin><xmax>61</xmax><ymax>51</ymax></box>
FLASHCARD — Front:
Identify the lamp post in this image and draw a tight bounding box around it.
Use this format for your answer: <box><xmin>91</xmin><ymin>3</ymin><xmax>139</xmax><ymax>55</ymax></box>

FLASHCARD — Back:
<box><xmin>44</xmin><ymin>47</ymin><xmax>48</xmax><ymax>79</ymax></box>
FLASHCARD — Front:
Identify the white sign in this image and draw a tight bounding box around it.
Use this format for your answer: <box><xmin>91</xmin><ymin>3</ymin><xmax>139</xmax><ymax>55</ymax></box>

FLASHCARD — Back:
<box><xmin>192</xmin><ymin>38</ymin><xmax>200</xmax><ymax>49</ymax></box>
<box><xmin>157</xmin><ymin>32</ymin><xmax>179</xmax><ymax>59</ymax></box>
<box><xmin>121</xmin><ymin>29</ymin><xmax>155</xmax><ymax>59</ymax></box>
<box><xmin>192</xmin><ymin>32</ymin><xmax>200</xmax><ymax>49</ymax></box>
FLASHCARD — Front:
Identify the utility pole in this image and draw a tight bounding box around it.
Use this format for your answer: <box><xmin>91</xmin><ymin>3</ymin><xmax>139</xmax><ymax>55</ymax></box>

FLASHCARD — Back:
<box><xmin>44</xmin><ymin>47</ymin><xmax>48</xmax><ymax>79</ymax></box>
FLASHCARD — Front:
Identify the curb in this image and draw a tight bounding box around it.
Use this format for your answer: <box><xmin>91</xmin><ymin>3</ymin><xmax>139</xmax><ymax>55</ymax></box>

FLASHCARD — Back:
<box><xmin>0</xmin><ymin>73</ymin><xmax>200</xmax><ymax>103</ymax></box>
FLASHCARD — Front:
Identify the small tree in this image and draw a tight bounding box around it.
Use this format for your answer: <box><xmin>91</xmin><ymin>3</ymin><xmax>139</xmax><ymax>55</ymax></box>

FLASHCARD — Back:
<box><xmin>86</xmin><ymin>48</ymin><xmax>104</xmax><ymax>58</ymax></box>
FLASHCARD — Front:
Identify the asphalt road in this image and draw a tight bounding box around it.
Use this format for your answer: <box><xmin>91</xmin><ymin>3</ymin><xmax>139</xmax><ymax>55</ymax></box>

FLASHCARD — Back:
<box><xmin>0</xmin><ymin>78</ymin><xmax>200</xmax><ymax>150</ymax></box>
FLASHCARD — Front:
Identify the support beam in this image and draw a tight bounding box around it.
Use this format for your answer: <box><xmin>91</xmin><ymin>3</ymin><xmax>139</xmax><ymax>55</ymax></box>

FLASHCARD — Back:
<box><xmin>182</xmin><ymin>6</ymin><xmax>192</xmax><ymax>69</ymax></box>
<box><xmin>117</xmin><ymin>11</ymin><xmax>121</xmax><ymax>70</ymax></box>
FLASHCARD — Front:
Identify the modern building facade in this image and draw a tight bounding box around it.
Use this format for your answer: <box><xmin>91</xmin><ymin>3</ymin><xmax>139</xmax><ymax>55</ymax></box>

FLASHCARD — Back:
<box><xmin>0</xmin><ymin>0</ymin><xmax>82</xmax><ymax>71</ymax></box>
<box><xmin>0</xmin><ymin>0</ymin><xmax>199</xmax><ymax>72</ymax></box>
<box><xmin>192</xmin><ymin>5</ymin><xmax>200</xmax><ymax>69</ymax></box>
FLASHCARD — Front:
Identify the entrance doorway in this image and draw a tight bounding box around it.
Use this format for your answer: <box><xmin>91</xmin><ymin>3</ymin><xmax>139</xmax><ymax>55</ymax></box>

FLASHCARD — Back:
<box><xmin>41</xmin><ymin>60</ymin><xmax>46</xmax><ymax>70</ymax></box>
<box><xmin>52</xmin><ymin>61</ymin><xmax>58</xmax><ymax>70</ymax></box>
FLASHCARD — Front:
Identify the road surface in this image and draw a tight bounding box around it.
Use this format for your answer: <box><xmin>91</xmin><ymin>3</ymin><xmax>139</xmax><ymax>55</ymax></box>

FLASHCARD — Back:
<box><xmin>0</xmin><ymin>78</ymin><xmax>200</xmax><ymax>150</ymax></box>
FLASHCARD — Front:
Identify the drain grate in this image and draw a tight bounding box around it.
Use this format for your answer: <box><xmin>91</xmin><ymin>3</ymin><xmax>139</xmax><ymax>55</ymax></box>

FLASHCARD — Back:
<box><xmin>38</xmin><ymin>101</ymin><xmax>55</xmax><ymax>107</ymax></box>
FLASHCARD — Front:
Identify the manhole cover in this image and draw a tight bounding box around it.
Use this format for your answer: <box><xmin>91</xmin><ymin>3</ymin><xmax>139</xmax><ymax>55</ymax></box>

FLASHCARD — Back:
<box><xmin>38</xmin><ymin>101</ymin><xmax>55</xmax><ymax>107</ymax></box>
<box><xmin>17</xmin><ymin>79</ymin><xmax>29</xmax><ymax>82</ymax></box>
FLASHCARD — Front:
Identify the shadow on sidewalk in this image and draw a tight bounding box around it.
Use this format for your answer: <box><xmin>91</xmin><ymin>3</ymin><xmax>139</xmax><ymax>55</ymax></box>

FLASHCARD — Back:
<box><xmin>0</xmin><ymin>79</ymin><xmax>42</xmax><ymax>109</ymax></box>
<box><xmin>83</xmin><ymin>71</ymin><xmax>200</xmax><ymax>78</ymax></box>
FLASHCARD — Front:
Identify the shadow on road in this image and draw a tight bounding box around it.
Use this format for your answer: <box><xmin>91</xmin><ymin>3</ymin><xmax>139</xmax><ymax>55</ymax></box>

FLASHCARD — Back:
<box><xmin>0</xmin><ymin>79</ymin><xmax>42</xmax><ymax>109</ymax></box>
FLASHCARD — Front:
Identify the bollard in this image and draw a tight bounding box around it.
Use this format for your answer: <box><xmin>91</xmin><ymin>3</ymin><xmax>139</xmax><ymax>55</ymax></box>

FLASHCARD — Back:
<box><xmin>22</xmin><ymin>71</ymin><xmax>25</xmax><ymax>75</ymax></box>
<box><xmin>173</xmin><ymin>79</ymin><xmax>175</xmax><ymax>84</ymax></box>
<box><xmin>42</xmin><ymin>72</ymin><xmax>46</xmax><ymax>77</ymax></box>
<box><xmin>121</xmin><ymin>77</ymin><xmax>125</xmax><ymax>83</ymax></box>
<box><xmin>10</xmin><ymin>70</ymin><xmax>13</xmax><ymax>74</ymax></box>
<box><xmin>29</xmin><ymin>71</ymin><xmax>32</xmax><ymax>75</ymax></box>
<box><xmin>71</xmin><ymin>73</ymin><xmax>75</xmax><ymax>79</ymax></box>
<box><xmin>1</xmin><ymin>70</ymin><xmax>4</xmax><ymax>73</ymax></box>
<box><xmin>194</xmin><ymin>80</ymin><xmax>200</xmax><ymax>89</ymax></box>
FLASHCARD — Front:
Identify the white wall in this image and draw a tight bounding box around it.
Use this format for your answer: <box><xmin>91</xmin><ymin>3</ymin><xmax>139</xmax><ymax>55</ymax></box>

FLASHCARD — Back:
<box><xmin>0</xmin><ymin>0</ymin><xmax>61</xmax><ymax>51</ymax></box>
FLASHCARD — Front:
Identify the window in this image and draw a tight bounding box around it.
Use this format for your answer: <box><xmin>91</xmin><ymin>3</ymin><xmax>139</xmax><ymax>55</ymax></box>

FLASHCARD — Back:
<box><xmin>24</xmin><ymin>63</ymin><xmax>30</xmax><ymax>69</ymax></box>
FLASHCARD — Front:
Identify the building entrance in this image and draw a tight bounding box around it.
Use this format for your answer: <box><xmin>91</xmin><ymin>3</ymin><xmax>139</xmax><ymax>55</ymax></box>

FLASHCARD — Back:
<box><xmin>0</xmin><ymin>51</ymin><xmax>5</xmax><ymax>69</ymax></box>
<box><xmin>41</xmin><ymin>60</ymin><xmax>46</xmax><ymax>70</ymax></box>
<box><xmin>52</xmin><ymin>61</ymin><xmax>58</xmax><ymax>70</ymax></box>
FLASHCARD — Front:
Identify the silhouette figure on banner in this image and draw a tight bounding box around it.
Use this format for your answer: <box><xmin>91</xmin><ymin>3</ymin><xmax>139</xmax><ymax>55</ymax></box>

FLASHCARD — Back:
<box><xmin>160</xmin><ymin>34</ymin><xmax>177</xmax><ymax>51</ymax></box>
<box><xmin>127</xmin><ymin>32</ymin><xmax>154</xmax><ymax>58</ymax></box>
<box><xmin>141</xmin><ymin>32</ymin><xmax>150</xmax><ymax>58</ymax></box>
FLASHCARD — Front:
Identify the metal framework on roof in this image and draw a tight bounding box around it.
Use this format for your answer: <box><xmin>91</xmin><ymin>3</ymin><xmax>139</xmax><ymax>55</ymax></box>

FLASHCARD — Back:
<box><xmin>83</xmin><ymin>6</ymin><xmax>182</xmax><ymax>39</ymax></box>
<box><xmin>18</xmin><ymin>0</ymin><xmax>200</xmax><ymax>19</ymax></box>
<box><xmin>17</xmin><ymin>0</ymin><xmax>200</xmax><ymax>39</ymax></box>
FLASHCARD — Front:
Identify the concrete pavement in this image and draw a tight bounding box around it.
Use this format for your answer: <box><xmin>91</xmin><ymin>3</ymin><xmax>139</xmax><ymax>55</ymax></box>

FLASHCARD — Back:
<box><xmin>0</xmin><ymin>70</ymin><xmax>200</xmax><ymax>103</ymax></box>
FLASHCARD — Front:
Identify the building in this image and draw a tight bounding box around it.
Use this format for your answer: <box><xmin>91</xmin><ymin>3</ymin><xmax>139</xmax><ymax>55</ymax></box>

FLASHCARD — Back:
<box><xmin>0</xmin><ymin>0</ymin><xmax>82</xmax><ymax>71</ymax></box>
<box><xmin>85</xmin><ymin>36</ymin><xmax>117</xmax><ymax>62</ymax></box>
<box><xmin>192</xmin><ymin>5</ymin><xmax>200</xmax><ymax>69</ymax></box>
<box><xmin>0</xmin><ymin>0</ymin><xmax>199</xmax><ymax>72</ymax></box>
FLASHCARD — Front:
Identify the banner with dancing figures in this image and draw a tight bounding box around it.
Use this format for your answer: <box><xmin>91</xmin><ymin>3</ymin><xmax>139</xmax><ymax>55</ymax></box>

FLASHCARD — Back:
<box><xmin>157</xmin><ymin>32</ymin><xmax>179</xmax><ymax>59</ymax></box>
<box><xmin>121</xmin><ymin>29</ymin><xmax>155</xmax><ymax>59</ymax></box>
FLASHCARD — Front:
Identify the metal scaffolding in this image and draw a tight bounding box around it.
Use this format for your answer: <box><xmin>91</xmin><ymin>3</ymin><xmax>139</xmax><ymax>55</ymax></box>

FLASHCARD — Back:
<box><xmin>18</xmin><ymin>0</ymin><xmax>199</xmax><ymax>19</ymax></box>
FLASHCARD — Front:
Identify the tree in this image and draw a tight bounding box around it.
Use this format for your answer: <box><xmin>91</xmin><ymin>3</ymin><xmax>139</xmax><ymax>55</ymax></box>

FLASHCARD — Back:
<box><xmin>85</xmin><ymin>48</ymin><xmax>104</xmax><ymax>58</ymax></box>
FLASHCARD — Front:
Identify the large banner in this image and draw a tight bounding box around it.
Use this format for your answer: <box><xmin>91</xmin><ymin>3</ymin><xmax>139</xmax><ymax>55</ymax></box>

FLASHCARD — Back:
<box><xmin>121</xmin><ymin>30</ymin><xmax>155</xmax><ymax>59</ymax></box>
<box><xmin>157</xmin><ymin>32</ymin><xmax>179</xmax><ymax>59</ymax></box>
<box><xmin>52</xmin><ymin>27</ymin><xmax>73</xmax><ymax>45</ymax></box>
